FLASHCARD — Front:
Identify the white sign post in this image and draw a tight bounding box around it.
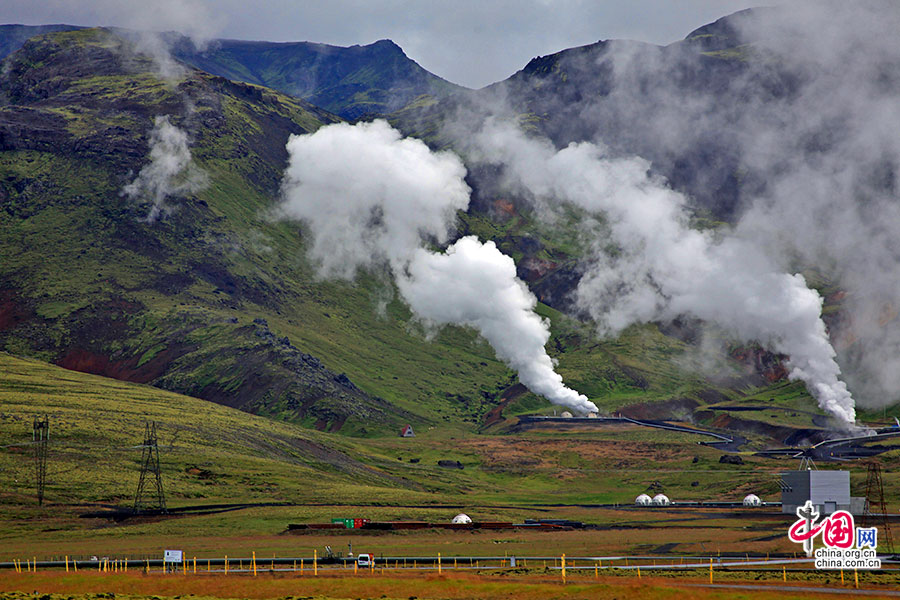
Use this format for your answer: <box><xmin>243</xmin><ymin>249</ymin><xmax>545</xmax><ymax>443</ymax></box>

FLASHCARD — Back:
<box><xmin>164</xmin><ymin>550</ymin><xmax>183</xmax><ymax>572</ymax></box>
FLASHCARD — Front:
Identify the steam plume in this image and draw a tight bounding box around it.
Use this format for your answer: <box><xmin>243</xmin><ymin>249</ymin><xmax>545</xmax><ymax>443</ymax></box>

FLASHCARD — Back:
<box><xmin>123</xmin><ymin>115</ymin><xmax>208</xmax><ymax>222</ymax></box>
<box><xmin>473</xmin><ymin>120</ymin><xmax>857</xmax><ymax>427</ymax></box>
<box><xmin>276</xmin><ymin>120</ymin><xmax>469</xmax><ymax>278</ymax></box>
<box><xmin>277</xmin><ymin>120</ymin><xmax>596</xmax><ymax>414</ymax></box>
<box><xmin>399</xmin><ymin>237</ymin><xmax>595</xmax><ymax>414</ymax></box>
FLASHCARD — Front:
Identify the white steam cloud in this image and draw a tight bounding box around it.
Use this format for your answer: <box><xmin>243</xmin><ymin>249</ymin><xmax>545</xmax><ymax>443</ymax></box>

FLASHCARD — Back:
<box><xmin>277</xmin><ymin>120</ymin><xmax>596</xmax><ymax>415</ymax></box>
<box><xmin>276</xmin><ymin>120</ymin><xmax>469</xmax><ymax>277</ymax></box>
<box><xmin>473</xmin><ymin>120</ymin><xmax>857</xmax><ymax>428</ymax></box>
<box><xmin>123</xmin><ymin>115</ymin><xmax>208</xmax><ymax>222</ymax></box>
<box><xmin>399</xmin><ymin>237</ymin><xmax>595</xmax><ymax>415</ymax></box>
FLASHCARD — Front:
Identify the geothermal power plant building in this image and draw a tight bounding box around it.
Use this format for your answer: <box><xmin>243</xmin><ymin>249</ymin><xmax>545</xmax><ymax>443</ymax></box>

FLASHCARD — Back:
<box><xmin>781</xmin><ymin>470</ymin><xmax>867</xmax><ymax>515</ymax></box>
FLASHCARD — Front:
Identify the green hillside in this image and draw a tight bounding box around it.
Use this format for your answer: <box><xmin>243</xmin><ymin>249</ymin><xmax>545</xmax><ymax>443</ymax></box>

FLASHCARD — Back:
<box><xmin>0</xmin><ymin>27</ymin><xmax>855</xmax><ymax>444</ymax></box>
<box><xmin>172</xmin><ymin>37</ymin><xmax>466</xmax><ymax>120</ymax></box>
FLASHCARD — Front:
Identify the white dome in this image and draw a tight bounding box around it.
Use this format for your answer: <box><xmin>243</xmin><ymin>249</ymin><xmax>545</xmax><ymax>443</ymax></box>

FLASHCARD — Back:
<box><xmin>635</xmin><ymin>494</ymin><xmax>652</xmax><ymax>506</ymax></box>
<box><xmin>451</xmin><ymin>513</ymin><xmax>472</xmax><ymax>524</ymax></box>
<box><xmin>652</xmin><ymin>494</ymin><xmax>671</xmax><ymax>506</ymax></box>
<box><xmin>560</xmin><ymin>411</ymin><xmax>573</xmax><ymax>418</ymax></box>
<box><xmin>586</xmin><ymin>412</ymin><xmax>599</xmax><ymax>418</ymax></box>
<box><xmin>743</xmin><ymin>494</ymin><xmax>762</xmax><ymax>507</ymax></box>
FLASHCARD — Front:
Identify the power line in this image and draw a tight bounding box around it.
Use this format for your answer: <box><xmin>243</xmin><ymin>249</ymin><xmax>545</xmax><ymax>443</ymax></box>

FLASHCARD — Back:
<box><xmin>133</xmin><ymin>421</ymin><xmax>167</xmax><ymax>514</ymax></box>
<box><xmin>32</xmin><ymin>415</ymin><xmax>49</xmax><ymax>506</ymax></box>
<box><xmin>862</xmin><ymin>461</ymin><xmax>894</xmax><ymax>554</ymax></box>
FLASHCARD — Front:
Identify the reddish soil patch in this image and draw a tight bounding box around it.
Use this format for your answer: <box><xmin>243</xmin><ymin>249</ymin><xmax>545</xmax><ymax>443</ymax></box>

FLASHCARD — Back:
<box><xmin>0</xmin><ymin>290</ymin><xmax>30</xmax><ymax>331</ymax></box>
<box><xmin>56</xmin><ymin>345</ymin><xmax>185</xmax><ymax>384</ymax></box>
<box><xmin>483</xmin><ymin>383</ymin><xmax>528</xmax><ymax>428</ymax></box>
<box><xmin>730</xmin><ymin>346</ymin><xmax>788</xmax><ymax>383</ymax></box>
<box><xmin>493</xmin><ymin>198</ymin><xmax>516</xmax><ymax>216</ymax></box>
<box><xmin>518</xmin><ymin>256</ymin><xmax>558</xmax><ymax>281</ymax></box>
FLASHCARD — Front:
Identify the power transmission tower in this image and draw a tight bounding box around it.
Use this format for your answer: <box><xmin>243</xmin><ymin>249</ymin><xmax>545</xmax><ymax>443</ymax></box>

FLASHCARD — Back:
<box><xmin>133</xmin><ymin>421</ymin><xmax>166</xmax><ymax>514</ymax></box>
<box><xmin>861</xmin><ymin>461</ymin><xmax>894</xmax><ymax>554</ymax></box>
<box><xmin>32</xmin><ymin>416</ymin><xmax>49</xmax><ymax>506</ymax></box>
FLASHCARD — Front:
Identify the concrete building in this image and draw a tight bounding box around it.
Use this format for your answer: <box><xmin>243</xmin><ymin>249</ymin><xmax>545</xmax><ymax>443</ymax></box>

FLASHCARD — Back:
<box><xmin>781</xmin><ymin>470</ymin><xmax>867</xmax><ymax>515</ymax></box>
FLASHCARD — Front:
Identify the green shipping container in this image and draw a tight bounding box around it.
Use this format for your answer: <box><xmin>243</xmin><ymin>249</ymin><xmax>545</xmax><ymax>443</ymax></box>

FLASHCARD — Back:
<box><xmin>345</xmin><ymin>518</ymin><xmax>355</xmax><ymax>529</ymax></box>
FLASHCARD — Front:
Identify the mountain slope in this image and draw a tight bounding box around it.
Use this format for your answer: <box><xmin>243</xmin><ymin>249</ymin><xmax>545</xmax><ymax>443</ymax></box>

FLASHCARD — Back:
<box><xmin>0</xmin><ymin>351</ymin><xmax>430</xmax><ymax>509</ymax></box>
<box><xmin>0</xmin><ymin>27</ymin><xmax>488</xmax><ymax>435</ymax></box>
<box><xmin>0</xmin><ymin>26</ymin><xmax>466</xmax><ymax>122</ymax></box>
<box><xmin>0</xmin><ymin>23</ymin><xmax>841</xmax><ymax>439</ymax></box>
<box><xmin>171</xmin><ymin>37</ymin><xmax>466</xmax><ymax>120</ymax></box>
<box><xmin>0</xmin><ymin>24</ymin><xmax>84</xmax><ymax>58</ymax></box>
<box><xmin>388</xmin><ymin>8</ymin><xmax>792</xmax><ymax>220</ymax></box>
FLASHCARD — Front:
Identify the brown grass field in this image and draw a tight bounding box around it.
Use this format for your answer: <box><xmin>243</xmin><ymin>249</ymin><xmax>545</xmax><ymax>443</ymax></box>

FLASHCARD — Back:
<box><xmin>2</xmin><ymin>569</ymin><xmax>900</xmax><ymax>600</ymax></box>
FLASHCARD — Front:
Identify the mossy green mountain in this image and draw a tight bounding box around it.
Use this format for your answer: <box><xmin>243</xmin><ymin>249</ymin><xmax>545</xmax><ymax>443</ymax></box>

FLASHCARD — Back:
<box><xmin>0</xmin><ymin>25</ymin><xmax>851</xmax><ymax>443</ymax></box>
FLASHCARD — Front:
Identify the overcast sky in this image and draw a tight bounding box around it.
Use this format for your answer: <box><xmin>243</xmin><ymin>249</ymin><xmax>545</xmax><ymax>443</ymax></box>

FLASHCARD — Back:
<box><xmin>1</xmin><ymin>0</ymin><xmax>764</xmax><ymax>88</ymax></box>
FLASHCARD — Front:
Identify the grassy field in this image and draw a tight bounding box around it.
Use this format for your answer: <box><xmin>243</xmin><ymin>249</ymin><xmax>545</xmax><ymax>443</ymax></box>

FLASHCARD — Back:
<box><xmin>2</xmin><ymin>568</ymin><xmax>900</xmax><ymax>600</ymax></box>
<box><xmin>3</xmin><ymin>351</ymin><xmax>898</xmax><ymax>571</ymax></box>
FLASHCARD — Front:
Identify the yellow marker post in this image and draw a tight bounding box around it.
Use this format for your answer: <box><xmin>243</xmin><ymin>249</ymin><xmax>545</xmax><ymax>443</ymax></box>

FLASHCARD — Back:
<box><xmin>182</xmin><ymin>560</ymin><xmax>186</xmax><ymax>576</ymax></box>
<box><xmin>65</xmin><ymin>556</ymin><xmax>69</xmax><ymax>573</ymax></box>
<box><xmin>271</xmin><ymin>556</ymin><xmax>274</xmax><ymax>571</ymax></box>
<box><xmin>855</xmin><ymin>568</ymin><xmax>859</xmax><ymax>589</ymax></box>
<box><xmin>225</xmin><ymin>555</ymin><xmax>228</xmax><ymax>575</ymax></box>
<box><xmin>314</xmin><ymin>550</ymin><xmax>317</xmax><ymax>576</ymax></box>
<box><xmin>595</xmin><ymin>565</ymin><xmax>598</xmax><ymax>579</ymax></box>
<box><xmin>783</xmin><ymin>565</ymin><xmax>786</xmax><ymax>582</ymax></box>
<box><xmin>74</xmin><ymin>558</ymin><xmax>78</xmax><ymax>572</ymax></box>
<box><xmin>252</xmin><ymin>551</ymin><xmax>257</xmax><ymax>577</ymax></box>
<box><xmin>124</xmin><ymin>558</ymin><xmax>128</xmax><ymax>573</ymax></box>
<box><xmin>354</xmin><ymin>560</ymin><xmax>358</xmax><ymax>574</ymax></box>
<box><xmin>561</xmin><ymin>554</ymin><xmax>566</xmax><ymax>584</ymax></box>
<box><xmin>841</xmin><ymin>569</ymin><xmax>844</xmax><ymax>584</ymax></box>
<box><xmin>637</xmin><ymin>566</ymin><xmax>641</xmax><ymax>579</ymax></box>
<box><xmin>34</xmin><ymin>557</ymin><xmax>37</xmax><ymax>573</ymax></box>
<box><xmin>193</xmin><ymin>557</ymin><xmax>196</xmax><ymax>574</ymax></box>
<box><xmin>709</xmin><ymin>558</ymin><xmax>713</xmax><ymax>584</ymax></box>
<box><xmin>454</xmin><ymin>558</ymin><xmax>457</xmax><ymax>569</ymax></box>
<box><xmin>438</xmin><ymin>553</ymin><xmax>442</xmax><ymax>574</ymax></box>
<box><xmin>145</xmin><ymin>558</ymin><xmax>149</xmax><ymax>574</ymax></box>
<box><xmin>293</xmin><ymin>560</ymin><xmax>296</xmax><ymax>571</ymax></box>
<box><xmin>208</xmin><ymin>559</ymin><xmax>210</xmax><ymax>572</ymax></box>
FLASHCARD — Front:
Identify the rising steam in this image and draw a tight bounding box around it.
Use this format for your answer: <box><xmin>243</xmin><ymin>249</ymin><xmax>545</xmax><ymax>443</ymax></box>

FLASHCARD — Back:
<box><xmin>277</xmin><ymin>120</ymin><xmax>596</xmax><ymax>415</ymax></box>
<box><xmin>123</xmin><ymin>115</ymin><xmax>208</xmax><ymax>222</ymax></box>
<box><xmin>472</xmin><ymin>120</ymin><xmax>857</xmax><ymax>428</ymax></box>
<box><xmin>399</xmin><ymin>237</ymin><xmax>595</xmax><ymax>414</ymax></box>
